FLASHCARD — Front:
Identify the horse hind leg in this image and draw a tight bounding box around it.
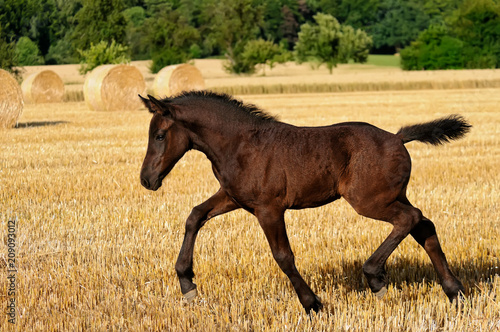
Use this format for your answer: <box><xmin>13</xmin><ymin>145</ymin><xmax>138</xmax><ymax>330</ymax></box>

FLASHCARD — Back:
<box><xmin>355</xmin><ymin>196</ymin><xmax>464</xmax><ymax>302</ymax></box>
<box><xmin>358</xmin><ymin>201</ymin><xmax>423</xmax><ymax>298</ymax></box>
<box><xmin>410</xmin><ymin>216</ymin><xmax>465</xmax><ymax>302</ymax></box>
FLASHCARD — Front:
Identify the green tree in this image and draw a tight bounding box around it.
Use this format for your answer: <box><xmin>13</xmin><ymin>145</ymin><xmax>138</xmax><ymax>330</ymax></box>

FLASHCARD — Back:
<box><xmin>0</xmin><ymin>24</ymin><xmax>20</xmax><ymax>78</ymax></box>
<box><xmin>15</xmin><ymin>36</ymin><xmax>45</xmax><ymax>66</ymax></box>
<box><xmin>294</xmin><ymin>13</ymin><xmax>372</xmax><ymax>73</ymax></box>
<box><xmin>371</xmin><ymin>0</ymin><xmax>430</xmax><ymax>53</ymax></box>
<box><xmin>279</xmin><ymin>5</ymin><xmax>300</xmax><ymax>49</ymax></box>
<box><xmin>241</xmin><ymin>39</ymin><xmax>291</xmax><ymax>74</ymax></box>
<box><xmin>199</xmin><ymin>0</ymin><xmax>264</xmax><ymax>73</ymax></box>
<box><xmin>123</xmin><ymin>6</ymin><xmax>148</xmax><ymax>60</ymax></box>
<box><xmin>72</xmin><ymin>0</ymin><xmax>127</xmax><ymax>54</ymax></box>
<box><xmin>78</xmin><ymin>40</ymin><xmax>130</xmax><ymax>74</ymax></box>
<box><xmin>450</xmin><ymin>0</ymin><xmax>500</xmax><ymax>68</ymax></box>
<box><xmin>313</xmin><ymin>0</ymin><xmax>379</xmax><ymax>28</ymax></box>
<box><xmin>423</xmin><ymin>0</ymin><xmax>461</xmax><ymax>24</ymax></box>
<box><xmin>141</xmin><ymin>2</ymin><xmax>200</xmax><ymax>73</ymax></box>
<box><xmin>338</xmin><ymin>25</ymin><xmax>373</xmax><ymax>63</ymax></box>
<box><xmin>45</xmin><ymin>0</ymin><xmax>81</xmax><ymax>64</ymax></box>
<box><xmin>0</xmin><ymin>0</ymin><xmax>40</xmax><ymax>41</ymax></box>
<box><xmin>46</xmin><ymin>38</ymin><xmax>78</xmax><ymax>65</ymax></box>
<box><xmin>400</xmin><ymin>24</ymin><xmax>464</xmax><ymax>70</ymax></box>
<box><xmin>0</xmin><ymin>0</ymin><xmax>60</xmax><ymax>57</ymax></box>
<box><xmin>400</xmin><ymin>0</ymin><xmax>500</xmax><ymax>70</ymax></box>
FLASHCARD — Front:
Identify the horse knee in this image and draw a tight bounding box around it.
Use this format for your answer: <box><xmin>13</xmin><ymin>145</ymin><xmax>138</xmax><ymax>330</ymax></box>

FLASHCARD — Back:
<box><xmin>398</xmin><ymin>206</ymin><xmax>422</xmax><ymax>228</ymax></box>
<box><xmin>272</xmin><ymin>250</ymin><xmax>295</xmax><ymax>271</ymax></box>
<box><xmin>184</xmin><ymin>206</ymin><xmax>206</xmax><ymax>233</ymax></box>
<box><xmin>410</xmin><ymin>217</ymin><xmax>438</xmax><ymax>247</ymax></box>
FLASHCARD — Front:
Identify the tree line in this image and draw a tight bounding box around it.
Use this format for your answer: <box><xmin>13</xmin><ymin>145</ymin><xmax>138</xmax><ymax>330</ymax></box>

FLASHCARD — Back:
<box><xmin>0</xmin><ymin>0</ymin><xmax>499</xmax><ymax>75</ymax></box>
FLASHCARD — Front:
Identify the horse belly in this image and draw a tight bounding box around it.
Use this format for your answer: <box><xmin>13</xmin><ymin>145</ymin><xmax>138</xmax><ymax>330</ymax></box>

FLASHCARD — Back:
<box><xmin>284</xmin><ymin>158</ymin><xmax>342</xmax><ymax>209</ymax></box>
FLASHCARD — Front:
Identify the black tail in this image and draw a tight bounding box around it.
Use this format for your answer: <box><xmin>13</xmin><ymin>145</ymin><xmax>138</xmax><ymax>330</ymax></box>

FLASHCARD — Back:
<box><xmin>396</xmin><ymin>114</ymin><xmax>472</xmax><ymax>145</ymax></box>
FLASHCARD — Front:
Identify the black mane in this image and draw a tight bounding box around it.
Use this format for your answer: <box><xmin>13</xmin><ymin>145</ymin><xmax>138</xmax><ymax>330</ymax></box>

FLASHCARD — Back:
<box><xmin>167</xmin><ymin>90</ymin><xmax>279</xmax><ymax>122</ymax></box>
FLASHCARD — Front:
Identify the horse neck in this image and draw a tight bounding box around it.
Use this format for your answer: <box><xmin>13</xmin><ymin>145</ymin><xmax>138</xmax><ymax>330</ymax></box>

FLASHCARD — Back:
<box><xmin>177</xmin><ymin>100</ymin><xmax>274</xmax><ymax>166</ymax></box>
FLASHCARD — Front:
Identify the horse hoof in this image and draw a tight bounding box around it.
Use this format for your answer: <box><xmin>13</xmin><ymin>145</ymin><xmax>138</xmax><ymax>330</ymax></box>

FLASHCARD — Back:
<box><xmin>184</xmin><ymin>288</ymin><xmax>198</xmax><ymax>302</ymax></box>
<box><xmin>374</xmin><ymin>286</ymin><xmax>387</xmax><ymax>299</ymax></box>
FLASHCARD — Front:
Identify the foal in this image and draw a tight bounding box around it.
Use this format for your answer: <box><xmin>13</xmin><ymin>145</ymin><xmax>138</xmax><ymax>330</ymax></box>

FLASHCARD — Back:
<box><xmin>139</xmin><ymin>91</ymin><xmax>470</xmax><ymax>313</ymax></box>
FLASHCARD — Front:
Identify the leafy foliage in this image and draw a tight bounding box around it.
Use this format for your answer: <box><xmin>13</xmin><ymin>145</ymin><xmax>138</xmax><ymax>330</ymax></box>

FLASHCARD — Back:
<box><xmin>45</xmin><ymin>38</ymin><xmax>78</xmax><ymax>65</ymax></box>
<box><xmin>141</xmin><ymin>2</ymin><xmax>199</xmax><ymax>73</ymax></box>
<box><xmin>72</xmin><ymin>0</ymin><xmax>127</xmax><ymax>53</ymax></box>
<box><xmin>198</xmin><ymin>0</ymin><xmax>265</xmax><ymax>74</ymax></box>
<box><xmin>241</xmin><ymin>39</ymin><xmax>291</xmax><ymax>74</ymax></box>
<box><xmin>15</xmin><ymin>36</ymin><xmax>45</xmax><ymax>66</ymax></box>
<box><xmin>400</xmin><ymin>25</ymin><xmax>464</xmax><ymax>70</ymax></box>
<box><xmin>450</xmin><ymin>0</ymin><xmax>500</xmax><ymax>68</ymax></box>
<box><xmin>0</xmin><ymin>0</ymin><xmax>496</xmax><ymax>72</ymax></box>
<box><xmin>78</xmin><ymin>40</ymin><xmax>130</xmax><ymax>74</ymax></box>
<box><xmin>0</xmin><ymin>25</ymin><xmax>21</xmax><ymax>78</ymax></box>
<box><xmin>371</xmin><ymin>0</ymin><xmax>430</xmax><ymax>52</ymax></box>
<box><xmin>401</xmin><ymin>0</ymin><xmax>500</xmax><ymax>70</ymax></box>
<box><xmin>294</xmin><ymin>13</ymin><xmax>372</xmax><ymax>73</ymax></box>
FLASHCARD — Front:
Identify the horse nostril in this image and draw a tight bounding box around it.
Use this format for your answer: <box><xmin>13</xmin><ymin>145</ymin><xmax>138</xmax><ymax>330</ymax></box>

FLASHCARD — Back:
<box><xmin>141</xmin><ymin>178</ymin><xmax>150</xmax><ymax>189</ymax></box>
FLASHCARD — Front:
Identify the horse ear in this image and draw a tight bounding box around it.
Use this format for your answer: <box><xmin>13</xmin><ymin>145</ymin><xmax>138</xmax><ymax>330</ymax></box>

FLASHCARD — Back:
<box><xmin>139</xmin><ymin>94</ymin><xmax>173</xmax><ymax>117</ymax></box>
<box><xmin>139</xmin><ymin>94</ymin><xmax>152</xmax><ymax>111</ymax></box>
<box><xmin>147</xmin><ymin>94</ymin><xmax>176</xmax><ymax>117</ymax></box>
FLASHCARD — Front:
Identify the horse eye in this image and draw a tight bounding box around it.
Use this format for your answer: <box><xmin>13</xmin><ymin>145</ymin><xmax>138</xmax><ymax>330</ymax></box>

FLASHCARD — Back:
<box><xmin>155</xmin><ymin>135</ymin><xmax>165</xmax><ymax>141</ymax></box>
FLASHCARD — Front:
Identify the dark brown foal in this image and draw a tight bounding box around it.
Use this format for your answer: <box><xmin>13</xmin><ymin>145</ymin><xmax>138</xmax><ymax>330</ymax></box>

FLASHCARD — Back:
<box><xmin>139</xmin><ymin>91</ymin><xmax>470</xmax><ymax>313</ymax></box>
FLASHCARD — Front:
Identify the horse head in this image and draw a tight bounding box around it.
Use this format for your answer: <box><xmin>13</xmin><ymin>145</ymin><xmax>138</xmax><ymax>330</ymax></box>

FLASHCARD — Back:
<box><xmin>139</xmin><ymin>95</ymin><xmax>191</xmax><ymax>191</ymax></box>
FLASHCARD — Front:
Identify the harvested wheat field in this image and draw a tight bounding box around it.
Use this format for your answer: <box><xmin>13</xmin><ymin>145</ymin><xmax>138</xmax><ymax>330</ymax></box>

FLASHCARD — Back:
<box><xmin>1</xmin><ymin>78</ymin><xmax>499</xmax><ymax>330</ymax></box>
<box><xmin>20</xmin><ymin>59</ymin><xmax>500</xmax><ymax>100</ymax></box>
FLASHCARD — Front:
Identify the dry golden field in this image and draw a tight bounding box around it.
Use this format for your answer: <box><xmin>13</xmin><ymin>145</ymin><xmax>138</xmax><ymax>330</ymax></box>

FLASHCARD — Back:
<box><xmin>1</xmin><ymin>61</ymin><xmax>500</xmax><ymax>331</ymax></box>
<box><xmin>20</xmin><ymin>59</ymin><xmax>500</xmax><ymax>97</ymax></box>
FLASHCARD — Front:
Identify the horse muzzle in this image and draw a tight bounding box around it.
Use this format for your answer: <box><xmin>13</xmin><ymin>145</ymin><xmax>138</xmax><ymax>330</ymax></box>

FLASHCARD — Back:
<box><xmin>140</xmin><ymin>168</ymin><xmax>164</xmax><ymax>191</ymax></box>
<box><xmin>141</xmin><ymin>176</ymin><xmax>163</xmax><ymax>191</ymax></box>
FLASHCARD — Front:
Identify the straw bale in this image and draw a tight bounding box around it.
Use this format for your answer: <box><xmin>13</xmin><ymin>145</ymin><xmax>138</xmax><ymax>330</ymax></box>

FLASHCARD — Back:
<box><xmin>153</xmin><ymin>64</ymin><xmax>205</xmax><ymax>97</ymax></box>
<box><xmin>0</xmin><ymin>69</ymin><xmax>24</xmax><ymax>129</ymax></box>
<box><xmin>21</xmin><ymin>70</ymin><xmax>64</xmax><ymax>104</ymax></box>
<box><xmin>84</xmin><ymin>64</ymin><xmax>147</xmax><ymax>111</ymax></box>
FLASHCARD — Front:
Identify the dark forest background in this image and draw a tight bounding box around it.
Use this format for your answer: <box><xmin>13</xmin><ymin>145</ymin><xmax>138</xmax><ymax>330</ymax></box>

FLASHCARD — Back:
<box><xmin>1</xmin><ymin>0</ymin><xmax>499</xmax><ymax>72</ymax></box>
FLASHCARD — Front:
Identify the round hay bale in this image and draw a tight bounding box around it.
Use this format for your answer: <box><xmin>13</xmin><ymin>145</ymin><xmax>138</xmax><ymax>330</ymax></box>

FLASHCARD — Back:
<box><xmin>0</xmin><ymin>69</ymin><xmax>24</xmax><ymax>129</ymax></box>
<box><xmin>84</xmin><ymin>64</ymin><xmax>147</xmax><ymax>111</ymax></box>
<box><xmin>21</xmin><ymin>70</ymin><xmax>65</xmax><ymax>104</ymax></box>
<box><xmin>153</xmin><ymin>64</ymin><xmax>205</xmax><ymax>97</ymax></box>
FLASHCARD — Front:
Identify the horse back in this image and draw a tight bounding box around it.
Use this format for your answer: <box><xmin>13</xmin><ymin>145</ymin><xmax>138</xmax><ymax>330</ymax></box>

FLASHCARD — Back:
<box><xmin>256</xmin><ymin>122</ymin><xmax>409</xmax><ymax>209</ymax></box>
<box><xmin>218</xmin><ymin>121</ymin><xmax>409</xmax><ymax>211</ymax></box>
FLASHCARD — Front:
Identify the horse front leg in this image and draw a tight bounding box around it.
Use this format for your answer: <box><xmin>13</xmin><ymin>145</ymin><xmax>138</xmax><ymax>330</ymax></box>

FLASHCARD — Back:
<box><xmin>175</xmin><ymin>188</ymin><xmax>239</xmax><ymax>301</ymax></box>
<box><xmin>255</xmin><ymin>206</ymin><xmax>323</xmax><ymax>314</ymax></box>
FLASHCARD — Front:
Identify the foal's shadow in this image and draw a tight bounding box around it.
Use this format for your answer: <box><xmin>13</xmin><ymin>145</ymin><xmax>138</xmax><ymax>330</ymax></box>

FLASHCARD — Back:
<box><xmin>15</xmin><ymin>121</ymin><xmax>69</xmax><ymax>128</ymax></box>
<box><xmin>310</xmin><ymin>257</ymin><xmax>499</xmax><ymax>300</ymax></box>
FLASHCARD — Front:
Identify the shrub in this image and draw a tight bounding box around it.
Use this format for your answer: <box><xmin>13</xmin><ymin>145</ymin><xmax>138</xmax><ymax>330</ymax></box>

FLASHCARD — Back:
<box><xmin>45</xmin><ymin>38</ymin><xmax>77</xmax><ymax>65</ymax></box>
<box><xmin>0</xmin><ymin>30</ymin><xmax>20</xmax><ymax>78</ymax></box>
<box><xmin>15</xmin><ymin>37</ymin><xmax>44</xmax><ymax>66</ymax></box>
<box><xmin>401</xmin><ymin>25</ymin><xmax>464</xmax><ymax>70</ymax></box>
<box><xmin>240</xmin><ymin>39</ymin><xmax>291</xmax><ymax>75</ymax></box>
<box><xmin>401</xmin><ymin>0</ymin><xmax>500</xmax><ymax>70</ymax></box>
<box><xmin>294</xmin><ymin>13</ymin><xmax>372</xmax><ymax>74</ymax></box>
<box><xmin>78</xmin><ymin>40</ymin><xmax>130</xmax><ymax>74</ymax></box>
<box><xmin>149</xmin><ymin>47</ymin><xmax>190</xmax><ymax>74</ymax></box>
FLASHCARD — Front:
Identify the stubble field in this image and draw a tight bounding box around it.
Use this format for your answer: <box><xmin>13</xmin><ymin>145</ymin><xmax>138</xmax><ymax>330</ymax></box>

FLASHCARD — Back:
<box><xmin>1</xmin><ymin>61</ymin><xmax>499</xmax><ymax>331</ymax></box>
